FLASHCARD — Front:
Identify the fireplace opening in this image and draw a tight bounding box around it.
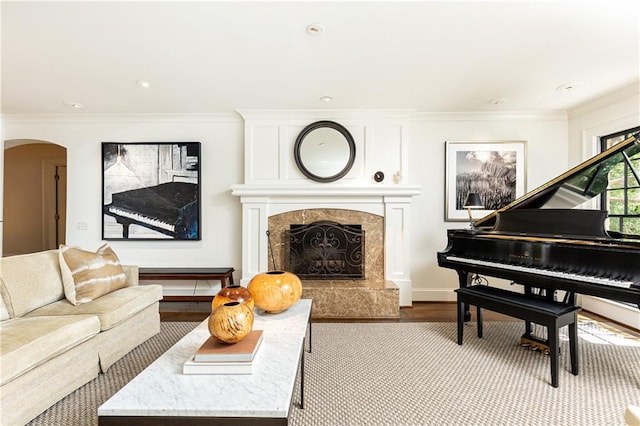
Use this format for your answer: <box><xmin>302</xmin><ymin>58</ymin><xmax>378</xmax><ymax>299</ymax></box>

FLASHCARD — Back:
<box><xmin>288</xmin><ymin>221</ymin><xmax>364</xmax><ymax>279</ymax></box>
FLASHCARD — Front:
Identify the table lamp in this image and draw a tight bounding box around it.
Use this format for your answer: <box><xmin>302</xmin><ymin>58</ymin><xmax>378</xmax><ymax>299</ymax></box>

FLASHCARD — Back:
<box><xmin>463</xmin><ymin>192</ymin><xmax>483</xmax><ymax>230</ymax></box>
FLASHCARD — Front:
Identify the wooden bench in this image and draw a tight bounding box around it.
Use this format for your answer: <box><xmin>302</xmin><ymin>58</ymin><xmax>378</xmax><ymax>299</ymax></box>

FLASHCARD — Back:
<box><xmin>139</xmin><ymin>267</ymin><xmax>235</xmax><ymax>302</ymax></box>
<box><xmin>455</xmin><ymin>285</ymin><xmax>581</xmax><ymax>387</ymax></box>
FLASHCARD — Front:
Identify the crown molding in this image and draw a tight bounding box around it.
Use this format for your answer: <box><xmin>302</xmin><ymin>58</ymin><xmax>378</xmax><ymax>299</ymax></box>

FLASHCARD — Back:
<box><xmin>411</xmin><ymin>111</ymin><xmax>567</xmax><ymax>122</ymax></box>
<box><xmin>0</xmin><ymin>109</ymin><xmax>572</xmax><ymax>125</ymax></box>
<box><xmin>236</xmin><ymin>109</ymin><xmax>416</xmax><ymax>122</ymax></box>
<box><xmin>0</xmin><ymin>112</ymin><xmax>242</xmax><ymax>125</ymax></box>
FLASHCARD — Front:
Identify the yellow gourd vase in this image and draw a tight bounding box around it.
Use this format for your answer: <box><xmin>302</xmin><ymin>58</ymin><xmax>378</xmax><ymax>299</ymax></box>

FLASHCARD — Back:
<box><xmin>212</xmin><ymin>284</ymin><xmax>254</xmax><ymax>311</ymax></box>
<box><xmin>247</xmin><ymin>270</ymin><xmax>302</xmax><ymax>313</ymax></box>
<box><xmin>208</xmin><ymin>301</ymin><xmax>254</xmax><ymax>344</ymax></box>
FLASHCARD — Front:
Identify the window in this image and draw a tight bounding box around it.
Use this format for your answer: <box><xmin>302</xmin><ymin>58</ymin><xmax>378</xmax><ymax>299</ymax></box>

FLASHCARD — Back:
<box><xmin>600</xmin><ymin>127</ymin><xmax>640</xmax><ymax>236</ymax></box>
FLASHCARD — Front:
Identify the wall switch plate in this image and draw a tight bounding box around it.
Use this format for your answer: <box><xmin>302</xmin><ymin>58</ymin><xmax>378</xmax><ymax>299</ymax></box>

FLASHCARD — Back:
<box><xmin>76</xmin><ymin>221</ymin><xmax>89</xmax><ymax>230</ymax></box>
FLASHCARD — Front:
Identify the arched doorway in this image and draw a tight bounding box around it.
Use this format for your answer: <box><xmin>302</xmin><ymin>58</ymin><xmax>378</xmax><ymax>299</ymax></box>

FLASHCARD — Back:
<box><xmin>3</xmin><ymin>139</ymin><xmax>67</xmax><ymax>256</ymax></box>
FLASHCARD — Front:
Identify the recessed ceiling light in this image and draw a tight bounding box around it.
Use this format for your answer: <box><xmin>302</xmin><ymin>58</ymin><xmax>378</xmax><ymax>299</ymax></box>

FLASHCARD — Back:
<box><xmin>320</xmin><ymin>95</ymin><xmax>333</xmax><ymax>103</ymax></box>
<box><xmin>556</xmin><ymin>81</ymin><xmax>583</xmax><ymax>92</ymax></box>
<box><xmin>487</xmin><ymin>97</ymin><xmax>508</xmax><ymax>105</ymax></box>
<box><xmin>136</xmin><ymin>80</ymin><xmax>150</xmax><ymax>88</ymax></box>
<box><xmin>63</xmin><ymin>101</ymin><xmax>86</xmax><ymax>109</ymax></box>
<box><xmin>306</xmin><ymin>23</ymin><xmax>324</xmax><ymax>36</ymax></box>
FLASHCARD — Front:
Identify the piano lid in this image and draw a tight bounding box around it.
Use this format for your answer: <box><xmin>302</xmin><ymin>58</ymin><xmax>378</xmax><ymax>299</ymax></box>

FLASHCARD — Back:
<box><xmin>474</xmin><ymin>133</ymin><xmax>640</xmax><ymax>228</ymax></box>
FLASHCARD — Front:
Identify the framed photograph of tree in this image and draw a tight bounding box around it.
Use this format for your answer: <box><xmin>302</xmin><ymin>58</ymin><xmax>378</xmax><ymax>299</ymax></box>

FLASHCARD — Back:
<box><xmin>445</xmin><ymin>140</ymin><xmax>527</xmax><ymax>221</ymax></box>
<box><xmin>102</xmin><ymin>142</ymin><xmax>201</xmax><ymax>240</ymax></box>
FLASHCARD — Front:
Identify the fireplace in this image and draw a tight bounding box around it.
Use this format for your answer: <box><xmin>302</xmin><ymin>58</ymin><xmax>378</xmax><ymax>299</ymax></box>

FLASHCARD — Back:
<box><xmin>261</xmin><ymin>208</ymin><xmax>398</xmax><ymax>318</ymax></box>
<box><xmin>231</xmin><ymin>183</ymin><xmax>421</xmax><ymax>317</ymax></box>
<box><xmin>267</xmin><ymin>208</ymin><xmax>384</xmax><ymax>283</ymax></box>
<box><xmin>288</xmin><ymin>221</ymin><xmax>364</xmax><ymax>280</ymax></box>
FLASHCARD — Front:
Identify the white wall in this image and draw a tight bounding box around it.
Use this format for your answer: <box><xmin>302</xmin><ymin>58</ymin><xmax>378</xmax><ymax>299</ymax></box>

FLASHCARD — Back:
<box><xmin>1</xmin><ymin>114</ymin><xmax>245</xmax><ymax>277</ymax></box>
<box><xmin>0</xmin><ymin>110</ymin><xmax>574</xmax><ymax>303</ymax></box>
<box><xmin>1</xmin><ymin>111</ymin><xmax>570</xmax><ymax>299</ymax></box>
<box><xmin>409</xmin><ymin>111</ymin><xmax>569</xmax><ymax>301</ymax></box>
<box><xmin>567</xmin><ymin>82</ymin><xmax>640</xmax><ymax>329</ymax></box>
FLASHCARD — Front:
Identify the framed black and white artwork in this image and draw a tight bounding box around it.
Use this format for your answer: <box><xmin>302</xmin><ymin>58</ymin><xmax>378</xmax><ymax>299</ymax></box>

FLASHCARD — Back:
<box><xmin>445</xmin><ymin>140</ymin><xmax>527</xmax><ymax>221</ymax></box>
<box><xmin>102</xmin><ymin>142</ymin><xmax>201</xmax><ymax>240</ymax></box>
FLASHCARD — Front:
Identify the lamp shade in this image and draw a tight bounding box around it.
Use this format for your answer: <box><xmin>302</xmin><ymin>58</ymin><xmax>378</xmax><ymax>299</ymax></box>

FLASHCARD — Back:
<box><xmin>463</xmin><ymin>193</ymin><xmax>483</xmax><ymax>208</ymax></box>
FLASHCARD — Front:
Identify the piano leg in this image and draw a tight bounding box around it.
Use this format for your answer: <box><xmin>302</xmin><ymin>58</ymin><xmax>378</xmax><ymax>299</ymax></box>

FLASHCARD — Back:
<box><xmin>114</xmin><ymin>218</ymin><xmax>132</xmax><ymax>239</ymax></box>
<box><xmin>456</xmin><ymin>270</ymin><xmax>472</xmax><ymax>322</ymax></box>
<box><xmin>522</xmin><ymin>285</ymin><xmax>538</xmax><ymax>349</ymax></box>
<box><xmin>569</xmin><ymin>319</ymin><xmax>579</xmax><ymax>376</ymax></box>
<box><xmin>457</xmin><ymin>301</ymin><xmax>465</xmax><ymax>345</ymax></box>
<box><xmin>549</xmin><ymin>321</ymin><xmax>559</xmax><ymax>388</ymax></box>
<box><xmin>122</xmin><ymin>223</ymin><xmax>130</xmax><ymax>239</ymax></box>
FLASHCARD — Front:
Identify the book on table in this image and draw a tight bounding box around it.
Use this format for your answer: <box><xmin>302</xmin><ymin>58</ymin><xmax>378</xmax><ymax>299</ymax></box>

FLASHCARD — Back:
<box><xmin>194</xmin><ymin>330</ymin><xmax>263</xmax><ymax>362</ymax></box>
<box><xmin>183</xmin><ymin>358</ymin><xmax>254</xmax><ymax>375</ymax></box>
<box><xmin>182</xmin><ymin>329</ymin><xmax>264</xmax><ymax>375</ymax></box>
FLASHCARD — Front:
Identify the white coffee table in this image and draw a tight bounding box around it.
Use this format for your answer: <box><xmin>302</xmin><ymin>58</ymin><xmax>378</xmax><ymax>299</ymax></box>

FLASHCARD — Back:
<box><xmin>98</xmin><ymin>299</ymin><xmax>312</xmax><ymax>425</ymax></box>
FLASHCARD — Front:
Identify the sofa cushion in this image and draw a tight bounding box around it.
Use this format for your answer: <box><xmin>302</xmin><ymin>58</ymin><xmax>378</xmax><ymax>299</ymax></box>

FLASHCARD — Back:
<box><xmin>0</xmin><ymin>250</ymin><xmax>66</xmax><ymax>317</ymax></box>
<box><xmin>25</xmin><ymin>284</ymin><xmax>163</xmax><ymax>331</ymax></box>
<box><xmin>0</xmin><ymin>314</ymin><xmax>100</xmax><ymax>386</ymax></box>
<box><xmin>59</xmin><ymin>243</ymin><xmax>129</xmax><ymax>305</ymax></box>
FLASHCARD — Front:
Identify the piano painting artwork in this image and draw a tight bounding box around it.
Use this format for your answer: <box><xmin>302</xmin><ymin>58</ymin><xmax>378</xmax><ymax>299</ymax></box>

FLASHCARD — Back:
<box><xmin>102</xmin><ymin>142</ymin><xmax>201</xmax><ymax>240</ymax></box>
<box><xmin>438</xmin><ymin>133</ymin><xmax>640</xmax><ymax>350</ymax></box>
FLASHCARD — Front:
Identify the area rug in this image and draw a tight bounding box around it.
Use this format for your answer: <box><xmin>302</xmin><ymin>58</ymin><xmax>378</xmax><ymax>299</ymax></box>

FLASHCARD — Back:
<box><xmin>28</xmin><ymin>319</ymin><xmax>640</xmax><ymax>426</ymax></box>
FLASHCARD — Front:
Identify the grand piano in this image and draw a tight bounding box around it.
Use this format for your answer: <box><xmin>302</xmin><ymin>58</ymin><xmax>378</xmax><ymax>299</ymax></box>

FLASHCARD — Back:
<box><xmin>103</xmin><ymin>182</ymin><xmax>199</xmax><ymax>240</ymax></box>
<box><xmin>438</xmin><ymin>133</ymin><xmax>640</xmax><ymax>341</ymax></box>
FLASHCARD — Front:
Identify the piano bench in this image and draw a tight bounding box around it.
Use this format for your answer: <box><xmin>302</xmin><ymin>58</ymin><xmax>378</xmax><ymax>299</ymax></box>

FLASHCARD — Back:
<box><xmin>455</xmin><ymin>285</ymin><xmax>581</xmax><ymax>388</ymax></box>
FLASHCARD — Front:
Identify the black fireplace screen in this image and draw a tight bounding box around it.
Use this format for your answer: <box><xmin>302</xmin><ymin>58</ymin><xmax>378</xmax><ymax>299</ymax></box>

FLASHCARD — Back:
<box><xmin>288</xmin><ymin>221</ymin><xmax>364</xmax><ymax>279</ymax></box>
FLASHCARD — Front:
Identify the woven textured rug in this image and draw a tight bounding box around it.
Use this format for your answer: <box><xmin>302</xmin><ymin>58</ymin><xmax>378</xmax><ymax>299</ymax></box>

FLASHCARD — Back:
<box><xmin>28</xmin><ymin>319</ymin><xmax>640</xmax><ymax>426</ymax></box>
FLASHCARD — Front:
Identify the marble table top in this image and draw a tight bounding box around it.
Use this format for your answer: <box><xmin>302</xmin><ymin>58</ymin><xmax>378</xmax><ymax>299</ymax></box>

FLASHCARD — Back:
<box><xmin>98</xmin><ymin>299</ymin><xmax>312</xmax><ymax>419</ymax></box>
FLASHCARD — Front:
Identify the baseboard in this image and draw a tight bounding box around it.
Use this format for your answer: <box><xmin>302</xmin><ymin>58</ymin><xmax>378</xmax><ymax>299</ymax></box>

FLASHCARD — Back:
<box><xmin>579</xmin><ymin>296</ymin><xmax>639</xmax><ymax>331</ymax></box>
<box><xmin>412</xmin><ymin>288</ymin><xmax>456</xmax><ymax>302</ymax></box>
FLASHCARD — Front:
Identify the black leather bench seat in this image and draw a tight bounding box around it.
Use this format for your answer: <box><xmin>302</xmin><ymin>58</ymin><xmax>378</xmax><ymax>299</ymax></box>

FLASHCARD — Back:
<box><xmin>455</xmin><ymin>285</ymin><xmax>581</xmax><ymax>387</ymax></box>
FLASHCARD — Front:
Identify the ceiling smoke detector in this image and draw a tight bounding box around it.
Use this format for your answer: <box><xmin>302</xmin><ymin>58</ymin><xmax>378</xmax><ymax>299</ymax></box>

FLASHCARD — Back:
<box><xmin>320</xmin><ymin>96</ymin><xmax>333</xmax><ymax>103</ymax></box>
<box><xmin>306</xmin><ymin>23</ymin><xmax>324</xmax><ymax>36</ymax></box>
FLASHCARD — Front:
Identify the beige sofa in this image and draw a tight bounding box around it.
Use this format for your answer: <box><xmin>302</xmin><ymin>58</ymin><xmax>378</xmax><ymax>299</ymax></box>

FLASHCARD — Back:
<box><xmin>0</xmin><ymin>249</ymin><xmax>163</xmax><ymax>425</ymax></box>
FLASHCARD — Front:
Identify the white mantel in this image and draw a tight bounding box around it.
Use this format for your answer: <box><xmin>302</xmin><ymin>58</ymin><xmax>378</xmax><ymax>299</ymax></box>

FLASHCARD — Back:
<box><xmin>231</xmin><ymin>183</ymin><xmax>420</xmax><ymax>306</ymax></box>
<box><xmin>231</xmin><ymin>184</ymin><xmax>421</xmax><ymax>198</ymax></box>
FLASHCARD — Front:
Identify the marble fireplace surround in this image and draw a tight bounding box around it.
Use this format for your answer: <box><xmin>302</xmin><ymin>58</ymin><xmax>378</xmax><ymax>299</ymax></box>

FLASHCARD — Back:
<box><xmin>231</xmin><ymin>184</ymin><xmax>420</xmax><ymax>318</ymax></box>
<box><xmin>269</xmin><ymin>208</ymin><xmax>392</xmax><ymax>318</ymax></box>
<box><xmin>270</xmin><ymin>209</ymin><xmax>381</xmax><ymax>281</ymax></box>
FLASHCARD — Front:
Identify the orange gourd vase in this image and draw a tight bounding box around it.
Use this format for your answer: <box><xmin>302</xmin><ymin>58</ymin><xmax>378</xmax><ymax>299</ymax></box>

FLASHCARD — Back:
<box><xmin>247</xmin><ymin>270</ymin><xmax>302</xmax><ymax>313</ymax></box>
<box><xmin>208</xmin><ymin>301</ymin><xmax>254</xmax><ymax>344</ymax></box>
<box><xmin>212</xmin><ymin>284</ymin><xmax>254</xmax><ymax>311</ymax></box>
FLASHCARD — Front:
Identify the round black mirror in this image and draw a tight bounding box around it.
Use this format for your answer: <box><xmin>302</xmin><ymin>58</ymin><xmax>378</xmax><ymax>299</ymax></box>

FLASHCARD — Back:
<box><xmin>294</xmin><ymin>121</ymin><xmax>356</xmax><ymax>183</ymax></box>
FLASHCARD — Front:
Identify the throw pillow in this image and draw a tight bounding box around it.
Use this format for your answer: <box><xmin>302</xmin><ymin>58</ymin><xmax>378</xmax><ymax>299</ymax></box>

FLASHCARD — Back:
<box><xmin>59</xmin><ymin>243</ymin><xmax>129</xmax><ymax>305</ymax></box>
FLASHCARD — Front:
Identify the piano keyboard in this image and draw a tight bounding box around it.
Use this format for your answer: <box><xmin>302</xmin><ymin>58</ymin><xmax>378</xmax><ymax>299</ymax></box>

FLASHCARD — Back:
<box><xmin>108</xmin><ymin>206</ymin><xmax>175</xmax><ymax>232</ymax></box>
<box><xmin>444</xmin><ymin>255</ymin><xmax>634</xmax><ymax>289</ymax></box>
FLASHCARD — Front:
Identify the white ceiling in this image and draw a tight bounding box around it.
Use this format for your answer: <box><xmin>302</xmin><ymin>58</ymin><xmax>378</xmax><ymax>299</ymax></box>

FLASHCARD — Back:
<box><xmin>1</xmin><ymin>1</ymin><xmax>639</xmax><ymax>115</ymax></box>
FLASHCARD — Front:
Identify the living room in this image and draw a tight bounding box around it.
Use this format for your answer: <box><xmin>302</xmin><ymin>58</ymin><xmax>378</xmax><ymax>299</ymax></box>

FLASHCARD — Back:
<box><xmin>1</xmin><ymin>1</ymin><xmax>639</xmax><ymax>425</ymax></box>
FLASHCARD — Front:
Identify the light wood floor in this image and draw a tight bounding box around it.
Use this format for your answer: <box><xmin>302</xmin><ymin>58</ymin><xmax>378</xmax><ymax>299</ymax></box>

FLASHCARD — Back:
<box><xmin>160</xmin><ymin>300</ymin><xmax>640</xmax><ymax>336</ymax></box>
